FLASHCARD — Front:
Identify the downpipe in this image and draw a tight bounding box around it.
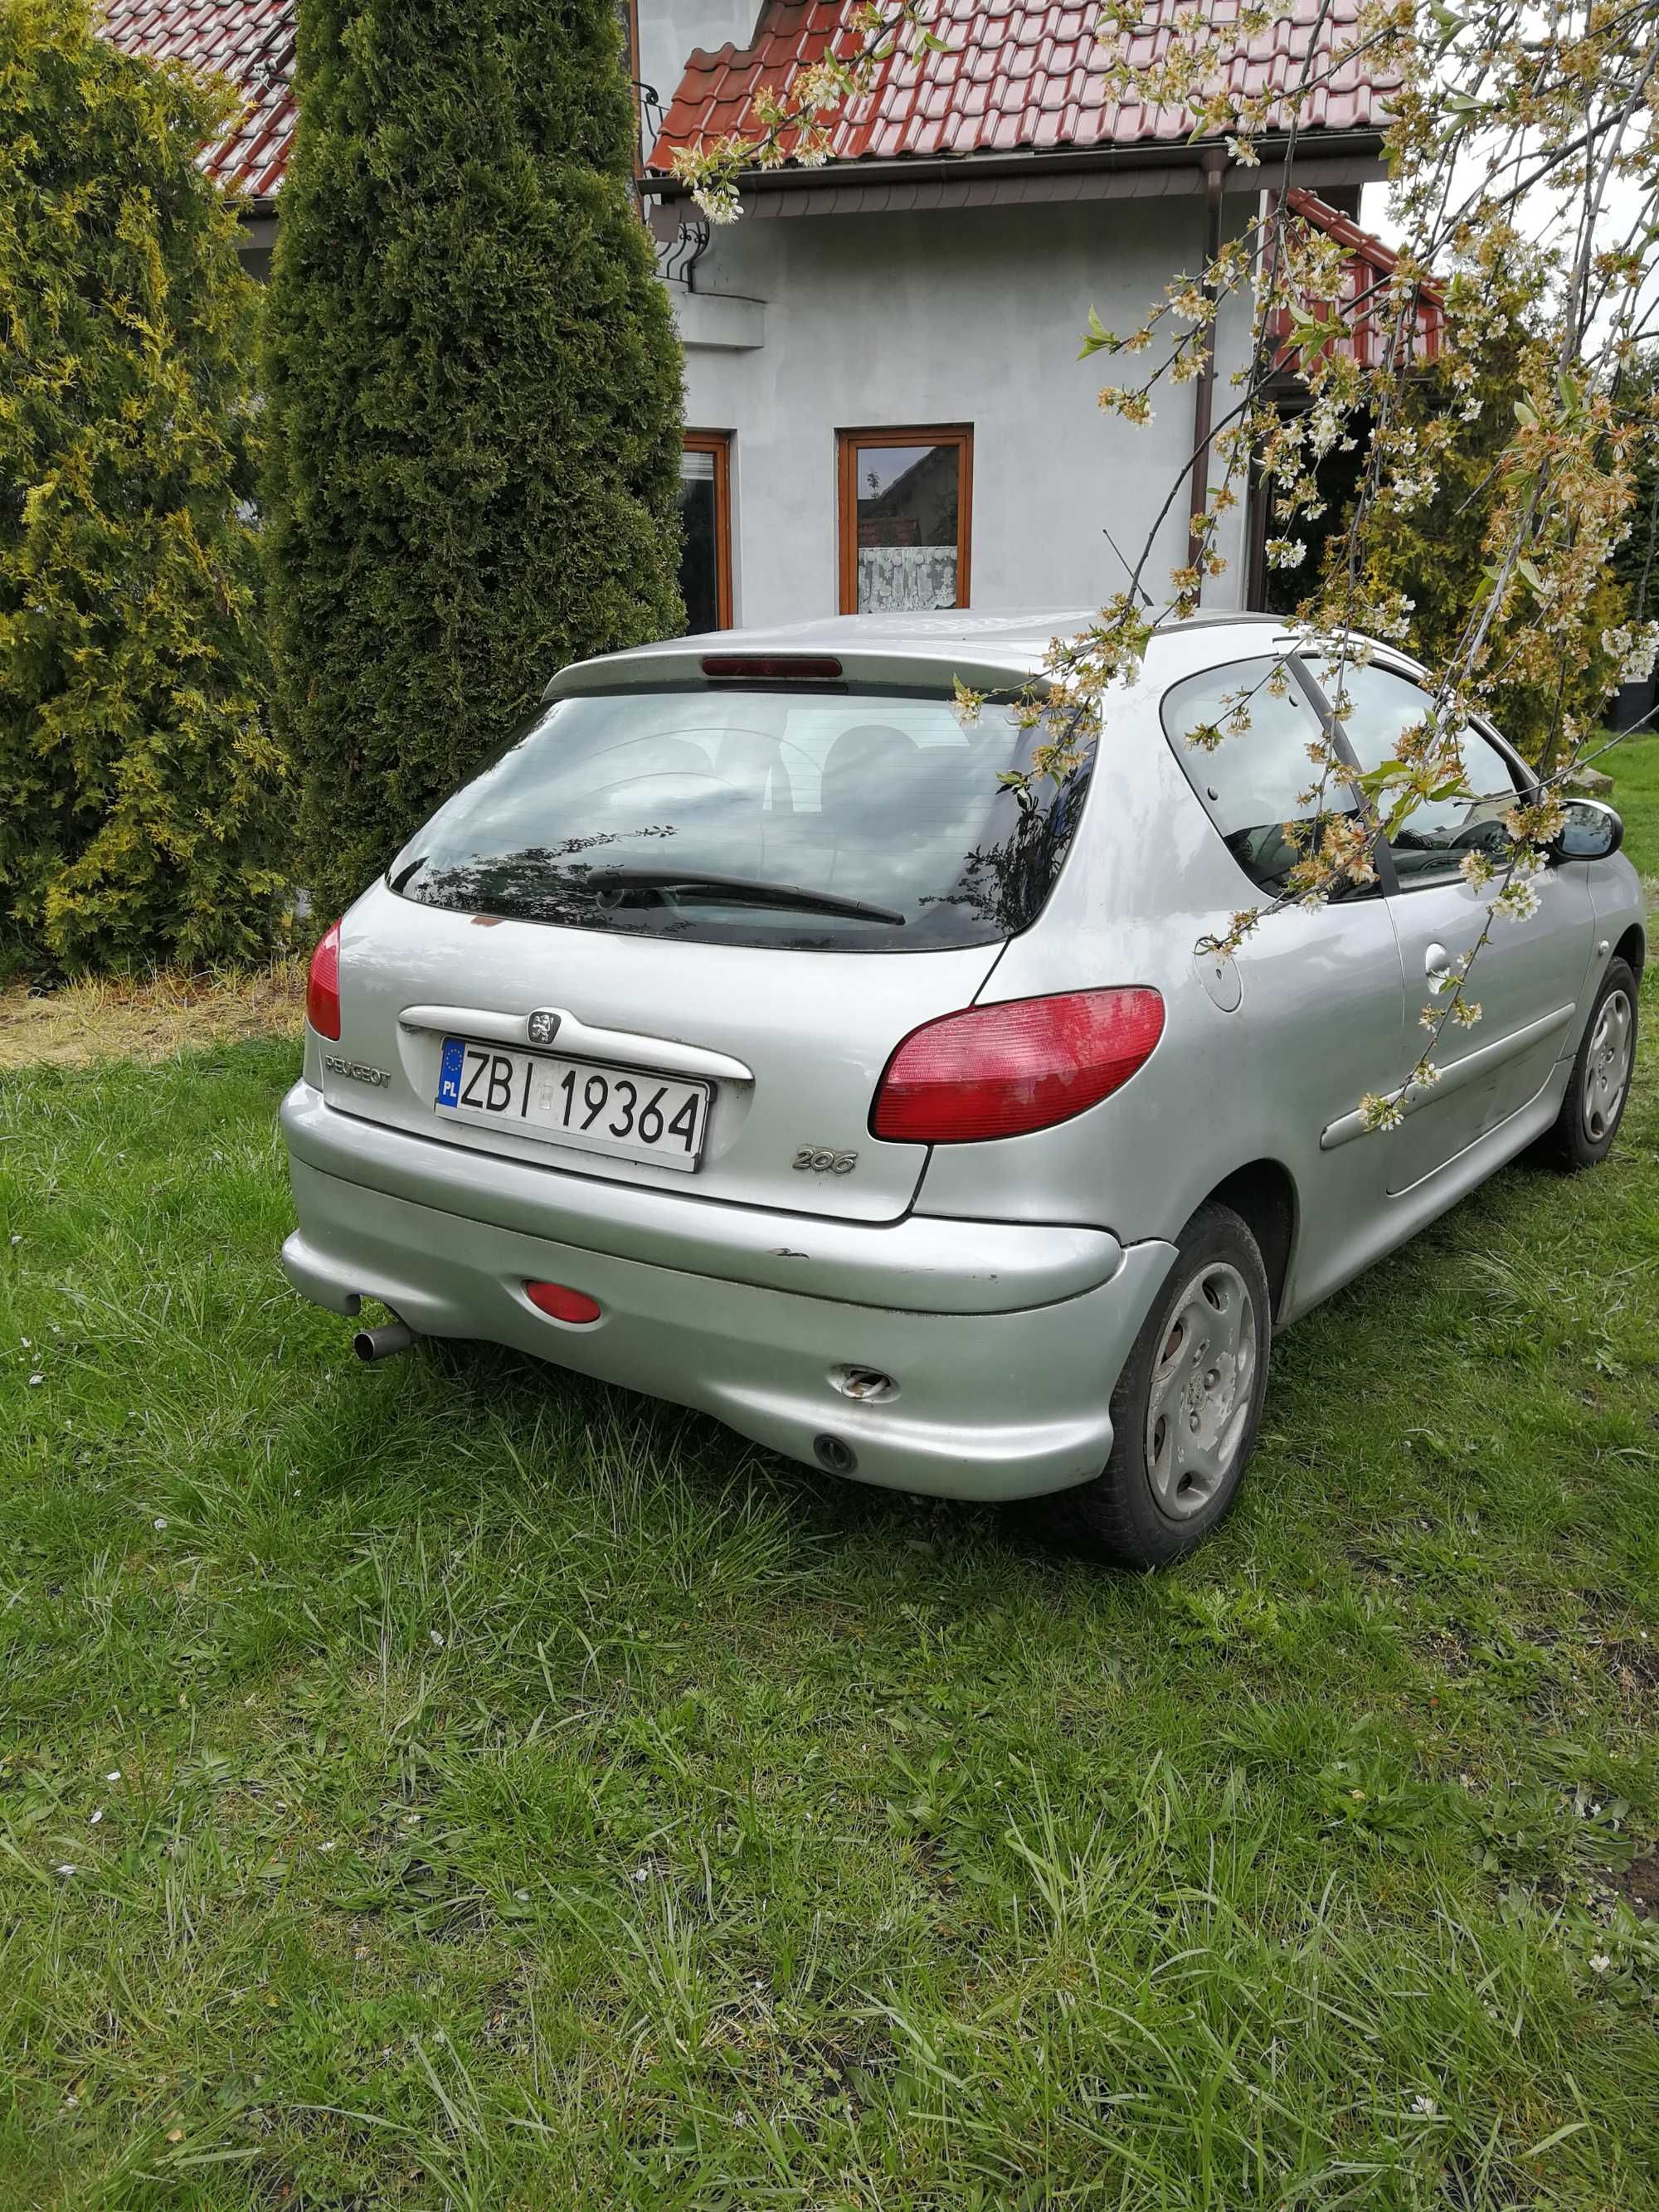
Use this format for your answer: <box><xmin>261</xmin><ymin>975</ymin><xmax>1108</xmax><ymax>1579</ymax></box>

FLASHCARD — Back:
<box><xmin>353</xmin><ymin>1320</ymin><xmax>415</xmax><ymax>1365</ymax></box>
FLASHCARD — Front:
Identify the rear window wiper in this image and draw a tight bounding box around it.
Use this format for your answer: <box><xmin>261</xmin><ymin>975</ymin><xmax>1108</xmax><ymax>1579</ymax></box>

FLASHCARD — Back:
<box><xmin>588</xmin><ymin>868</ymin><xmax>906</xmax><ymax>926</ymax></box>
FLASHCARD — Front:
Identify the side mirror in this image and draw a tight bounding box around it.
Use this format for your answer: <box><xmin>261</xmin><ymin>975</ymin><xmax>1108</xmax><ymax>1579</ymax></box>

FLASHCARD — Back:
<box><xmin>1550</xmin><ymin>797</ymin><xmax>1623</xmax><ymax>863</ymax></box>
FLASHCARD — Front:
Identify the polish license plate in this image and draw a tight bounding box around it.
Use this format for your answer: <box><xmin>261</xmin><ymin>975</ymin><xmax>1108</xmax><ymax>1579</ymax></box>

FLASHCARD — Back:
<box><xmin>435</xmin><ymin>1038</ymin><xmax>711</xmax><ymax>1170</ymax></box>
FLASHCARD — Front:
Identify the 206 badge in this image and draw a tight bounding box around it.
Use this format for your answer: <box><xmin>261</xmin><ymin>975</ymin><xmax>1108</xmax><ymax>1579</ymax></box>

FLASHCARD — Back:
<box><xmin>793</xmin><ymin>1147</ymin><xmax>859</xmax><ymax>1174</ymax></box>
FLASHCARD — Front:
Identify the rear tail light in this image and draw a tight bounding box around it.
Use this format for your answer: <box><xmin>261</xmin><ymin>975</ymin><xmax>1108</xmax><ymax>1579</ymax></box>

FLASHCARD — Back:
<box><xmin>306</xmin><ymin>920</ymin><xmax>342</xmax><ymax>1040</ymax></box>
<box><xmin>870</xmin><ymin>988</ymin><xmax>1165</xmax><ymax>1144</ymax></box>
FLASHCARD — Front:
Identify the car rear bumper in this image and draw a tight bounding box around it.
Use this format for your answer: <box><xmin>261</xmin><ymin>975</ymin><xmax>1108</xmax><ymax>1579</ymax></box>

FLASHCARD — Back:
<box><xmin>278</xmin><ymin>1082</ymin><xmax>1175</xmax><ymax>1502</ymax></box>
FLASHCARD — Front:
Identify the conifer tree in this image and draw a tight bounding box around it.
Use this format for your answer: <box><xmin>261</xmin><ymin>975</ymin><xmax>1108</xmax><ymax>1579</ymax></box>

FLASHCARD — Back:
<box><xmin>264</xmin><ymin>0</ymin><xmax>684</xmax><ymax>919</ymax></box>
<box><xmin>0</xmin><ymin>0</ymin><xmax>287</xmax><ymax>973</ymax></box>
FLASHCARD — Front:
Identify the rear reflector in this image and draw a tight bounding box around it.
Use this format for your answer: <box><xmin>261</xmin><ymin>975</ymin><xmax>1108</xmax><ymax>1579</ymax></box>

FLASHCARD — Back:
<box><xmin>525</xmin><ymin>1281</ymin><xmax>602</xmax><ymax>1325</ymax></box>
<box><xmin>306</xmin><ymin>920</ymin><xmax>343</xmax><ymax>1041</ymax></box>
<box><xmin>700</xmin><ymin>654</ymin><xmax>843</xmax><ymax>681</ymax></box>
<box><xmin>870</xmin><ymin>988</ymin><xmax>1165</xmax><ymax>1144</ymax></box>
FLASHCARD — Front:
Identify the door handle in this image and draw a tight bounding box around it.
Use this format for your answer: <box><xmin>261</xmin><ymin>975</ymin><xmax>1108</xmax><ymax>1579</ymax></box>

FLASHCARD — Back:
<box><xmin>1424</xmin><ymin>942</ymin><xmax>1453</xmax><ymax>981</ymax></box>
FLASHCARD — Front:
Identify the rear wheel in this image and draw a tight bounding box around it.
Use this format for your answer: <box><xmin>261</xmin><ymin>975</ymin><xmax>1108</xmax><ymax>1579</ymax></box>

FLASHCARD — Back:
<box><xmin>1041</xmin><ymin>1201</ymin><xmax>1272</xmax><ymax>1566</ymax></box>
<box><xmin>1537</xmin><ymin>956</ymin><xmax>1637</xmax><ymax>1171</ymax></box>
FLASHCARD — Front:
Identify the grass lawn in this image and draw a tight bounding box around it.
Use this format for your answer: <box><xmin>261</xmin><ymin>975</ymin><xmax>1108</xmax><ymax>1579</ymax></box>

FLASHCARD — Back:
<box><xmin>2</xmin><ymin>741</ymin><xmax>1657</xmax><ymax>2210</ymax></box>
<box><xmin>0</xmin><ymin>964</ymin><xmax>304</xmax><ymax>1074</ymax></box>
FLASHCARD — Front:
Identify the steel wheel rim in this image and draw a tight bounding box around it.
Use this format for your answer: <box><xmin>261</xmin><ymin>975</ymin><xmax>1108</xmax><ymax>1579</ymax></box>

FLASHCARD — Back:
<box><xmin>1581</xmin><ymin>988</ymin><xmax>1633</xmax><ymax>1145</ymax></box>
<box><xmin>1145</xmin><ymin>1261</ymin><xmax>1258</xmax><ymax>1521</ymax></box>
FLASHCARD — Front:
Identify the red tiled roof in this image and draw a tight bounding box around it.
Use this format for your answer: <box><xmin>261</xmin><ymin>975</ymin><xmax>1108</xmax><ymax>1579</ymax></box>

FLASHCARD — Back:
<box><xmin>1276</xmin><ymin>187</ymin><xmax>1443</xmax><ymax>368</ymax></box>
<box><xmin>98</xmin><ymin>1</ymin><xmax>294</xmax><ymax>202</ymax></box>
<box><xmin>648</xmin><ymin>0</ymin><xmax>1395</xmax><ymax>174</ymax></box>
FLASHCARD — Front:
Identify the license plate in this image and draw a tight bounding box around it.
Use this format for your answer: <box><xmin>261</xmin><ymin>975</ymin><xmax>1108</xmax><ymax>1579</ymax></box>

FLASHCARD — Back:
<box><xmin>435</xmin><ymin>1038</ymin><xmax>711</xmax><ymax>1170</ymax></box>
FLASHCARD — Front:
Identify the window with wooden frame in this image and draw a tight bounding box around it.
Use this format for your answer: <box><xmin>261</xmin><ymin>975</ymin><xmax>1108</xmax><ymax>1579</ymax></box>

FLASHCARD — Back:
<box><xmin>837</xmin><ymin>425</ymin><xmax>972</xmax><ymax>615</ymax></box>
<box><xmin>679</xmin><ymin>432</ymin><xmax>732</xmax><ymax>634</ymax></box>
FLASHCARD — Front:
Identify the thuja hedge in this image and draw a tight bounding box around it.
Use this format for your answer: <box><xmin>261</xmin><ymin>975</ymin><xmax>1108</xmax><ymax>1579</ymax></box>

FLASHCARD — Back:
<box><xmin>0</xmin><ymin>0</ymin><xmax>290</xmax><ymax>974</ymax></box>
<box><xmin>264</xmin><ymin>0</ymin><xmax>684</xmax><ymax>921</ymax></box>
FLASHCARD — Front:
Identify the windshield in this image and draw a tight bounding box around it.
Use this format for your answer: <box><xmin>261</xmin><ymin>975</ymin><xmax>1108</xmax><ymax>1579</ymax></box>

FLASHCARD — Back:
<box><xmin>388</xmin><ymin>688</ymin><xmax>1095</xmax><ymax>950</ymax></box>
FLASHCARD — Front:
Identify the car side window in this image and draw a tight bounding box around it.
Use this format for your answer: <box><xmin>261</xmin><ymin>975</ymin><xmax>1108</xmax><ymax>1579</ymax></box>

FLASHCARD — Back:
<box><xmin>1319</xmin><ymin>662</ymin><xmax>1523</xmax><ymax>887</ymax></box>
<box><xmin>1160</xmin><ymin>656</ymin><xmax>1359</xmax><ymax>893</ymax></box>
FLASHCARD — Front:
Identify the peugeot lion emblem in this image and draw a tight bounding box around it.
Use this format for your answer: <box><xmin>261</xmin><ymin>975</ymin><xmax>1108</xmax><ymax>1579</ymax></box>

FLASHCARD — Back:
<box><xmin>528</xmin><ymin>1010</ymin><xmax>561</xmax><ymax>1047</ymax></box>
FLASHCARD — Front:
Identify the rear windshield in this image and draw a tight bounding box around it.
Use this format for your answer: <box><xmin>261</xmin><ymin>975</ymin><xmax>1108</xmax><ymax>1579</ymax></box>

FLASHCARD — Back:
<box><xmin>388</xmin><ymin>688</ymin><xmax>1095</xmax><ymax>951</ymax></box>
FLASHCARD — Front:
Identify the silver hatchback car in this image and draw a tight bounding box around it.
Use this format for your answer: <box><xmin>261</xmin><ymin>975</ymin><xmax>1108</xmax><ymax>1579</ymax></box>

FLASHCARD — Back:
<box><xmin>280</xmin><ymin>610</ymin><xmax>1643</xmax><ymax>1563</ymax></box>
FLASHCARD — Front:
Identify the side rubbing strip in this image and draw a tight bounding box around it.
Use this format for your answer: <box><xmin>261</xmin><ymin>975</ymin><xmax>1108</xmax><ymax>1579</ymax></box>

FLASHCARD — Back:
<box><xmin>1320</xmin><ymin>1004</ymin><xmax>1576</xmax><ymax>1151</ymax></box>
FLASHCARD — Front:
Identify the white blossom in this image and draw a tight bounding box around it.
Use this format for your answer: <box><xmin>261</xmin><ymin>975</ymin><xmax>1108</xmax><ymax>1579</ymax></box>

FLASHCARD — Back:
<box><xmin>1494</xmin><ymin>876</ymin><xmax>1540</xmax><ymax>924</ymax></box>
<box><xmin>1601</xmin><ymin>622</ymin><xmax>1659</xmax><ymax>683</ymax></box>
<box><xmin>691</xmin><ymin>180</ymin><xmax>742</xmax><ymax>226</ymax></box>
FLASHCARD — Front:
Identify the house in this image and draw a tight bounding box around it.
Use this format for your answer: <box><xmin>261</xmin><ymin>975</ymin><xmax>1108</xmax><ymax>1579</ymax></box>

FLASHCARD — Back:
<box><xmin>99</xmin><ymin>0</ymin><xmax>1419</xmax><ymax>632</ymax></box>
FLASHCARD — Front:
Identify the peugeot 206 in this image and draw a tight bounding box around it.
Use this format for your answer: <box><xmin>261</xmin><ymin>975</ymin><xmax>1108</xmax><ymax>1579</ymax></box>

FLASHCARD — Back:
<box><xmin>279</xmin><ymin>612</ymin><xmax>1642</xmax><ymax>1563</ymax></box>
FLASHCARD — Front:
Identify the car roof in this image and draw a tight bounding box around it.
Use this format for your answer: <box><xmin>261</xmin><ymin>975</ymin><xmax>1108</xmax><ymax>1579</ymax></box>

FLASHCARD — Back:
<box><xmin>547</xmin><ymin>608</ymin><xmax>1299</xmax><ymax>701</ymax></box>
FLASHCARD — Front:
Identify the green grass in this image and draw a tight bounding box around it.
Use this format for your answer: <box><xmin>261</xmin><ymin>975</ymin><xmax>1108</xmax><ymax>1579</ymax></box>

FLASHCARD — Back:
<box><xmin>2</xmin><ymin>750</ymin><xmax>1657</xmax><ymax>2209</ymax></box>
<box><xmin>1603</xmin><ymin>726</ymin><xmax>1659</xmax><ymax>901</ymax></box>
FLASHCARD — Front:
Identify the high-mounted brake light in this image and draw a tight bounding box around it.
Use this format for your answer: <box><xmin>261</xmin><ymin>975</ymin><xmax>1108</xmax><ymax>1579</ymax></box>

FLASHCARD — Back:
<box><xmin>700</xmin><ymin>654</ymin><xmax>843</xmax><ymax>681</ymax></box>
<box><xmin>870</xmin><ymin>989</ymin><xmax>1165</xmax><ymax>1145</ymax></box>
<box><xmin>306</xmin><ymin>920</ymin><xmax>343</xmax><ymax>1041</ymax></box>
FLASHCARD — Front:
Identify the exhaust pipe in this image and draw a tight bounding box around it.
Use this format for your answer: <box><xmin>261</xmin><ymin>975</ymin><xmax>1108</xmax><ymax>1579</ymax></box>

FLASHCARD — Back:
<box><xmin>353</xmin><ymin>1320</ymin><xmax>414</xmax><ymax>1364</ymax></box>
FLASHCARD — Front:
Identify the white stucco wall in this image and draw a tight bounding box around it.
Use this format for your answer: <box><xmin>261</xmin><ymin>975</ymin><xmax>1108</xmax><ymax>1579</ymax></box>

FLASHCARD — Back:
<box><xmin>669</xmin><ymin>194</ymin><xmax>1257</xmax><ymax>631</ymax></box>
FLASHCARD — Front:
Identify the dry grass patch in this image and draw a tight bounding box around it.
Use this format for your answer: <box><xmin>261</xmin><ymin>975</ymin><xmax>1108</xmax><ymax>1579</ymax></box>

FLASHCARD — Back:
<box><xmin>0</xmin><ymin>961</ymin><xmax>304</xmax><ymax>1070</ymax></box>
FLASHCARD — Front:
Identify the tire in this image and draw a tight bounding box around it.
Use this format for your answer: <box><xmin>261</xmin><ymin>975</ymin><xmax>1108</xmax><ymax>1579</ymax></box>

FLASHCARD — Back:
<box><xmin>1536</xmin><ymin>956</ymin><xmax>1638</xmax><ymax>1171</ymax></box>
<box><xmin>1041</xmin><ymin>1201</ymin><xmax>1272</xmax><ymax>1567</ymax></box>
